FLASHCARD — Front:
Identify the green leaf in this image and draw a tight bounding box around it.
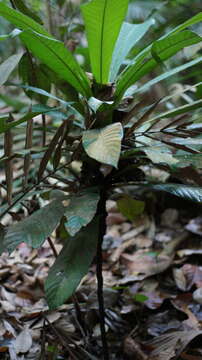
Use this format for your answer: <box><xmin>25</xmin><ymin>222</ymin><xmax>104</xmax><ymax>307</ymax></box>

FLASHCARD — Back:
<box><xmin>133</xmin><ymin>294</ymin><xmax>148</xmax><ymax>303</ymax></box>
<box><xmin>64</xmin><ymin>190</ymin><xmax>100</xmax><ymax>236</ymax></box>
<box><xmin>19</xmin><ymin>30</ymin><xmax>92</xmax><ymax>97</ymax></box>
<box><xmin>134</xmin><ymin>56</ymin><xmax>202</xmax><ymax>95</ymax></box>
<box><xmin>82</xmin><ymin>122</ymin><xmax>123</xmax><ymax>168</ymax></box>
<box><xmin>150</xmin><ymin>184</ymin><xmax>202</xmax><ymax>203</ymax></box>
<box><xmin>110</xmin><ymin>19</ymin><xmax>155</xmax><ymax>82</ymax></box>
<box><xmin>11</xmin><ymin>0</ymin><xmax>43</xmax><ymax>24</ymax></box>
<box><xmin>0</xmin><ymin>53</ymin><xmax>23</xmax><ymax>86</ymax></box>
<box><xmin>117</xmin><ymin>195</ymin><xmax>145</xmax><ymax>221</ymax></box>
<box><xmin>0</xmin><ymin>1</ymin><xmax>49</xmax><ymax>36</ymax></box>
<box><xmin>115</xmin><ymin>30</ymin><xmax>202</xmax><ymax>100</ymax></box>
<box><xmin>81</xmin><ymin>0</ymin><xmax>129</xmax><ymax>83</ymax></box>
<box><xmin>1</xmin><ymin>200</ymin><xmax>65</xmax><ymax>254</ymax></box>
<box><xmin>148</xmin><ymin>100</ymin><xmax>202</xmax><ymax>125</ymax></box>
<box><xmin>45</xmin><ymin>217</ymin><xmax>99</xmax><ymax>309</ymax></box>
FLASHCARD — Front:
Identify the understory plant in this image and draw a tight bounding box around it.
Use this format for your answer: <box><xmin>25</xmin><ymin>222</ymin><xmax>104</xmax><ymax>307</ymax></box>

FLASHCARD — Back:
<box><xmin>0</xmin><ymin>0</ymin><xmax>202</xmax><ymax>358</ymax></box>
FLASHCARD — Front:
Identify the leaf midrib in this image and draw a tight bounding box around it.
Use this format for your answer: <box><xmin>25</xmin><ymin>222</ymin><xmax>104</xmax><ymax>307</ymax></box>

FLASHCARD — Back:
<box><xmin>22</xmin><ymin>31</ymin><xmax>89</xmax><ymax>96</ymax></box>
<box><xmin>117</xmin><ymin>32</ymin><xmax>200</xmax><ymax>97</ymax></box>
<box><xmin>100</xmin><ymin>0</ymin><xmax>107</xmax><ymax>83</ymax></box>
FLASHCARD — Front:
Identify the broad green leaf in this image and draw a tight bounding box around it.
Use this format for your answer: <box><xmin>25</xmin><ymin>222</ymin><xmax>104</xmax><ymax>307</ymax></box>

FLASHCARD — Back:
<box><xmin>19</xmin><ymin>30</ymin><xmax>92</xmax><ymax>97</ymax></box>
<box><xmin>134</xmin><ymin>56</ymin><xmax>202</xmax><ymax>95</ymax></box>
<box><xmin>117</xmin><ymin>195</ymin><xmax>145</xmax><ymax>221</ymax></box>
<box><xmin>110</xmin><ymin>19</ymin><xmax>155</xmax><ymax>82</ymax></box>
<box><xmin>0</xmin><ymin>53</ymin><xmax>23</xmax><ymax>86</ymax></box>
<box><xmin>45</xmin><ymin>218</ymin><xmax>99</xmax><ymax>309</ymax></box>
<box><xmin>1</xmin><ymin>200</ymin><xmax>65</xmax><ymax>254</ymax></box>
<box><xmin>81</xmin><ymin>0</ymin><xmax>129</xmax><ymax>83</ymax></box>
<box><xmin>0</xmin><ymin>1</ymin><xmax>49</xmax><ymax>36</ymax></box>
<box><xmin>64</xmin><ymin>190</ymin><xmax>99</xmax><ymax>236</ymax></box>
<box><xmin>115</xmin><ymin>30</ymin><xmax>202</xmax><ymax>100</ymax></box>
<box><xmin>11</xmin><ymin>0</ymin><xmax>43</xmax><ymax>24</ymax></box>
<box><xmin>150</xmin><ymin>184</ymin><xmax>202</xmax><ymax>203</ymax></box>
<box><xmin>82</xmin><ymin>122</ymin><xmax>123</xmax><ymax>168</ymax></box>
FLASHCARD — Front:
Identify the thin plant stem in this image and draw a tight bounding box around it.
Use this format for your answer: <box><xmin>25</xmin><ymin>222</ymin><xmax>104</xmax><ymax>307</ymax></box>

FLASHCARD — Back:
<box><xmin>96</xmin><ymin>188</ymin><xmax>109</xmax><ymax>360</ymax></box>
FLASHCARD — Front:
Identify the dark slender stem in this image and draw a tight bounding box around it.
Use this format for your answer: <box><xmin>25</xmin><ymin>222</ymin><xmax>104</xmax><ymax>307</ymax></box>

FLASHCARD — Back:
<box><xmin>42</xmin><ymin>114</ymin><xmax>46</xmax><ymax>147</ymax></box>
<box><xmin>96</xmin><ymin>188</ymin><xmax>109</xmax><ymax>360</ymax></box>
<box><xmin>47</xmin><ymin>237</ymin><xmax>58</xmax><ymax>258</ymax></box>
<box><xmin>10</xmin><ymin>0</ymin><xmax>16</xmax><ymax>9</ymax></box>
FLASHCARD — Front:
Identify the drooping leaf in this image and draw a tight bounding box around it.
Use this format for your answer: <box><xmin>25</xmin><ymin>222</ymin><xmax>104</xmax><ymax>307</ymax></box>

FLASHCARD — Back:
<box><xmin>117</xmin><ymin>195</ymin><xmax>145</xmax><ymax>221</ymax></box>
<box><xmin>134</xmin><ymin>56</ymin><xmax>202</xmax><ymax>95</ymax></box>
<box><xmin>0</xmin><ymin>53</ymin><xmax>23</xmax><ymax>86</ymax></box>
<box><xmin>81</xmin><ymin>0</ymin><xmax>129</xmax><ymax>83</ymax></box>
<box><xmin>150</xmin><ymin>184</ymin><xmax>202</xmax><ymax>203</ymax></box>
<box><xmin>110</xmin><ymin>18</ymin><xmax>155</xmax><ymax>82</ymax></box>
<box><xmin>0</xmin><ymin>2</ymin><xmax>49</xmax><ymax>36</ymax></box>
<box><xmin>19</xmin><ymin>30</ymin><xmax>92</xmax><ymax>97</ymax></box>
<box><xmin>64</xmin><ymin>190</ymin><xmax>100</xmax><ymax>236</ymax></box>
<box><xmin>82</xmin><ymin>123</ymin><xmax>123</xmax><ymax>168</ymax></box>
<box><xmin>148</xmin><ymin>100</ymin><xmax>202</xmax><ymax>125</ymax></box>
<box><xmin>45</xmin><ymin>217</ymin><xmax>99</xmax><ymax>309</ymax></box>
<box><xmin>115</xmin><ymin>30</ymin><xmax>202</xmax><ymax>100</ymax></box>
<box><xmin>1</xmin><ymin>200</ymin><xmax>65</xmax><ymax>254</ymax></box>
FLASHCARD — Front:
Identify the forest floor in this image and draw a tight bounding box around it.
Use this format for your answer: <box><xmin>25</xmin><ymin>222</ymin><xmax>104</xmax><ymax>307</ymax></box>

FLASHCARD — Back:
<box><xmin>0</xmin><ymin>194</ymin><xmax>202</xmax><ymax>359</ymax></box>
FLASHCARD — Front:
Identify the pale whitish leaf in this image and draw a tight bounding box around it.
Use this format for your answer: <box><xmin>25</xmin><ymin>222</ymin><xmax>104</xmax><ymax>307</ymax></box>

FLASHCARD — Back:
<box><xmin>81</xmin><ymin>0</ymin><xmax>129</xmax><ymax>83</ymax></box>
<box><xmin>15</xmin><ymin>328</ymin><xmax>32</xmax><ymax>354</ymax></box>
<box><xmin>0</xmin><ymin>53</ymin><xmax>23</xmax><ymax>86</ymax></box>
<box><xmin>145</xmin><ymin>148</ymin><xmax>179</xmax><ymax>165</ymax></box>
<box><xmin>110</xmin><ymin>19</ymin><xmax>155</xmax><ymax>82</ymax></box>
<box><xmin>2</xmin><ymin>200</ymin><xmax>65</xmax><ymax>254</ymax></box>
<box><xmin>64</xmin><ymin>190</ymin><xmax>99</xmax><ymax>236</ymax></box>
<box><xmin>82</xmin><ymin>123</ymin><xmax>123</xmax><ymax>168</ymax></box>
<box><xmin>151</xmin><ymin>184</ymin><xmax>202</xmax><ymax>203</ymax></box>
<box><xmin>45</xmin><ymin>218</ymin><xmax>99</xmax><ymax>309</ymax></box>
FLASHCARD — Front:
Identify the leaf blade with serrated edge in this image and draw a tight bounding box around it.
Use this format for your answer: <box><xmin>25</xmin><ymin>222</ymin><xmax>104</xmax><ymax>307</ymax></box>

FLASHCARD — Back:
<box><xmin>81</xmin><ymin>0</ymin><xmax>129</xmax><ymax>84</ymax></box>
<box><xmin>2</xmin><ymin>200</ymin><xmax>65</xmax><ymax>254</ymax></box>
<box><xmin>82</xmin><ymin>122</ymin><xmax>123</xmax><ymax>168</ymax></box>
<box><xmin>45</xmin><ymin>217</ymin><xmax>99</xmax><ymax>309</ymax></box>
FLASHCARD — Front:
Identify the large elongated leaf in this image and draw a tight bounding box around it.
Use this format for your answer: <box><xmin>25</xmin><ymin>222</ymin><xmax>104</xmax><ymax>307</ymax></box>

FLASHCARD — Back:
<box><xmin>150</xmin><ymin>184</ymin><xmax>202</xmax><ymax>203</ymax></box>
<box><xmin>82</xmin><ymin>122</ymin><xmax>123</xmax><ymax>168</ymax></box>
<box><xmin>0</xmin><ymin>2</ymin><xmax>49</xmax><ymax>36</ymax></box>
<box><xmin>134</xmin><ymin>56</ymin><xmax>202</xmax><ymax>95</ymax></box>
<box><xmin>0</xmin><ymin>53</ymin><xmax>23</xmax><ymax>86</ymax></box>
<box><xmin>81</xmin><ymin>0</ymin><xmax>129</xmax><ymax>84</ymax></box>
<box><xmin>115</xmin><ymin>30</ymin><xmax>202</xmax><ymax>100</ymax></box>
<box><xmin>1</xmin><ymin>200</ymin><xmax>65</xmax><ymax>254</ymax></box>
<box><xmin>45</xmin><ymin>218</ymin><xmax>99</xmax><ymax>309</ymax></box>
<box><xmin>110</xmin><ymin>18</ymin><xmax>155</xmax><ymax>82</ymax></box>
<box><xmin>19</xmin><ymin>31</ymin><xmax>91</xmax><ymax>97</ymax></box>
<box><xmin>64</xmin><ymin>190</ymin><xmax>99</xmax><ymax>236</ymax></box>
